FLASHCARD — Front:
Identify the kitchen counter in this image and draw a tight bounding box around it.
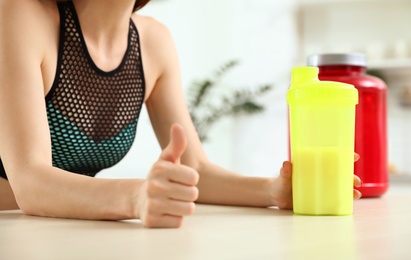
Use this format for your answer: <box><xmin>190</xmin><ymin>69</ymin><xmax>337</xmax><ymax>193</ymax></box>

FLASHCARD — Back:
<box><xmin>1</xmin><ymin>183</ymin><xmax>410</xmax><ymax>259</ymax></box>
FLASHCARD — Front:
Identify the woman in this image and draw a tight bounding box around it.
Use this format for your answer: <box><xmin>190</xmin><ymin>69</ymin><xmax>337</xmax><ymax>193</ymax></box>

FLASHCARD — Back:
<box><xmin>0</xmin><ymin>0</ymin><xmax>362</xmax><ymax>227</ymax></box>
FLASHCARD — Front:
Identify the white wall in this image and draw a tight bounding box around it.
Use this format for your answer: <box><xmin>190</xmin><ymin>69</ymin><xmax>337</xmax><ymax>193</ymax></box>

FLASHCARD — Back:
<box><xmin>97</xmin><ymin>0</ymin><xmax>298</xmax><ymax>179</ymax></box>
<box><xmin>299</xmin><ymin>0</ymin><xmax>411</xmax><ymax>63</ymax></box>
<box><xmin>228</xmin><ymin>1</ymin><xmax>298</xmax><ymax>176</ymax></box>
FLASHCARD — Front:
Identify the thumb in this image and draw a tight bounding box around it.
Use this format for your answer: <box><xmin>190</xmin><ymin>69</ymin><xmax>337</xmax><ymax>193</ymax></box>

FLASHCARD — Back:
<box><xmin>160</xmin><ymin>123</ymin><xmax>187</xmax><ymax>163</ymax></box>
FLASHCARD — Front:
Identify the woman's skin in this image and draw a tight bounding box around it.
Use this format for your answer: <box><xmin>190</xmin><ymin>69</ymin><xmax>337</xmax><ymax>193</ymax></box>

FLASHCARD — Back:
<box><xmin>0</xmin><ymin>0</ymin><xmax>362</xmax><ymax>227</ymax></box>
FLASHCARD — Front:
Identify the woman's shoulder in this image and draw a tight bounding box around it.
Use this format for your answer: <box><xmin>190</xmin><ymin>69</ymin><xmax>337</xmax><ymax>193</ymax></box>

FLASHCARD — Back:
<box><xmin>0</xmin><ymin>0</ymin><xmax>58</xmax><ymax>58</ymax></box>
<box><xmin>0</xmin><ymin>0</ymin><xmax>58</xmax><ymax>33</ymax></box>
<box><xmin>131</xmin><ymin>14</ymin><xmax>175</xmax><ymax>47</ymax></box>
<box><xmin>130</xmin><ymin>13</ymin><xmax>179</xmax><ymax>97</ymax></box>
<box><xmin>132</xmin><ymin>14</ymin><xmax>169</xmax><ymax>33</ymax></box>
<box><xmin>0</xmin><ymin>0</ymin><xmax>57</xmax><ymax>19</ymax></box>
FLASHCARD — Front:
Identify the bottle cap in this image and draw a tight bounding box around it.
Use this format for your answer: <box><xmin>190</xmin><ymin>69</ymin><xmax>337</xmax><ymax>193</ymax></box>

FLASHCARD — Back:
<box><xmin>287</xmin><ymin>66</ymin><xmax>358</xmax><ymax>105</ymax></box>
<box><xmin>307</xmin><ymin>53</ymin><xmax>367</xmax><ymax>67</ymax></box>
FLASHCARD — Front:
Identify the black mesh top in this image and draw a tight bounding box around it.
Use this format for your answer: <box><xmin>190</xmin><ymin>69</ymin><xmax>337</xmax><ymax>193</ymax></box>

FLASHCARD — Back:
<box><xmin>0</xmin><ymin>1</ymin><xmax>145</xmax><ymax>179</ymax></box>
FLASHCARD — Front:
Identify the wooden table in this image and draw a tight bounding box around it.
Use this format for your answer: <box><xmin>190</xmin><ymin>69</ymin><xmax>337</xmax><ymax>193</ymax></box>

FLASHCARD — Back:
<box><xmin>1</xmin><ymin>183</ymin><xmax>410</xmax><ymax>260</ymax></box>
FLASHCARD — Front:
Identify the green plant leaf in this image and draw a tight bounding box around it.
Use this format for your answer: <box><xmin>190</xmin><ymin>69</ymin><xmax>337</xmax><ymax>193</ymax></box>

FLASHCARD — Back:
<box><xmin>187</xmin><ymin>59</ymin><xmax>273</xmax><ymax>142</ymax></box>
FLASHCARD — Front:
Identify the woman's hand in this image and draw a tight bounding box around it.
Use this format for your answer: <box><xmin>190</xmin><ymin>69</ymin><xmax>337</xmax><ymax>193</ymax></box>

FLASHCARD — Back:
<box><xmin>136</xmin><ymin>124</ymin><xmax>199</xmax><ymax>228</ymax></box>
<box><xmin>273</xmin><ymin>153</ymin><xmax>363</xmax><ymax>210</ymax></box>
<box><xmin>353</xmin><ymin>153</ymin><xmax>363</xmax><ymax>200</ymax></box>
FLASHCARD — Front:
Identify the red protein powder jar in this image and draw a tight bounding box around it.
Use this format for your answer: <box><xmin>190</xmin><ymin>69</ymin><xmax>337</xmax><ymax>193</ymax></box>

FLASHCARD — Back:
<box><xmin>307</xmin><ymin>53</ymin><xmax>388</xmax><ymax>197</ymax></box>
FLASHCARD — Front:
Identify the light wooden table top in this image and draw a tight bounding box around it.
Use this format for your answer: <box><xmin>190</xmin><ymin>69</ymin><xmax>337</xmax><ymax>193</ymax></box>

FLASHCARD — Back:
<box><xmin>1</xmin><ymin>183</ymin><xmax>410</xmax><ymax>260</ymax></box>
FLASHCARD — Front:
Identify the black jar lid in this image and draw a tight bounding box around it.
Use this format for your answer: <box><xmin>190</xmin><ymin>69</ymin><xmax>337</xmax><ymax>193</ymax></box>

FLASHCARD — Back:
<box><xmin>307</xmin><ymin>53</ymin><xmax>367</xmax><ymax>67</ymax></box>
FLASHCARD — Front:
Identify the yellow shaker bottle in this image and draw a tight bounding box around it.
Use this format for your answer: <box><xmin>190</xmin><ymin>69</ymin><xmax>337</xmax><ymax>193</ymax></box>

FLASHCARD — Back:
<box><xmin>287</xmin><ymin>66</ymin><xmax>358</xmax><ymax>215</ymax></box>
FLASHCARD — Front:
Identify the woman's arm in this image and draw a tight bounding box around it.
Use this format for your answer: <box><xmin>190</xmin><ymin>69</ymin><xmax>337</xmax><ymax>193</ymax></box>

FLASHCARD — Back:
<box><xmin>140</xmin><ymin>16</ymin><xmax>292</xmax><ymax>209</ymax></box>
<box><xmin>0</xmin><ymin>0</ymin><xmax>143</xmax><ymax>220</ymax></box>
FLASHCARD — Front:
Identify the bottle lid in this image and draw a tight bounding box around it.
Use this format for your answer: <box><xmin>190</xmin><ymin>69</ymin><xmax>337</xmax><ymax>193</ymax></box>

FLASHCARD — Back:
<box><xmin>287</xmin><ymin>66</ymin><xmax>358</xmax><ymax>105</ymax></box>
<box><xmin>307</xmin><ymin>53</ymin><xmax>367</xmax><ymax>67</ymax></box>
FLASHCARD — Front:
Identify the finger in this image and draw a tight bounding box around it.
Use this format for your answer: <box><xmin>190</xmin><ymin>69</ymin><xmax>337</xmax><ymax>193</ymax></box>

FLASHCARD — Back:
<box><xmin>160</xmin><ymin>123</ymin><xmax>187</xmax><ymax>164</ymax></box>
<box><xmin>143</xmin><ymin>215</ymin><xmax>184</xmax><ymax>228</ymax></box>
<box><xmin>166</xmin><ymin>182</ymin><xmax>199</xmax><ymax>202</ymax></box>
<box><xmin>354</xmin><ymin>153</ymin><xmax>360</xmax><ymax>162</ymax></box>
<box><xmin>353</xmin><ymin>175</ymin><xmax>362</xmax><ymax>188</ymax></box>
<box><xmin>163</xmin><ymin>200</ymin><xmax>196</xmax><ymax>217</ymax></box>
<box><xmin>353</xmin><ymin>189</ymin><xmax>362</xmax><ymax>200</ymax></box>
<box><xmin>167</xmin><ymin>164</ymin><xmax>199</xmax><ymax>186</ymax></box>
<box><xmin>280</xmin><ymin>161</ymin><xmax>292</xmax><ymax>178</ymax></box>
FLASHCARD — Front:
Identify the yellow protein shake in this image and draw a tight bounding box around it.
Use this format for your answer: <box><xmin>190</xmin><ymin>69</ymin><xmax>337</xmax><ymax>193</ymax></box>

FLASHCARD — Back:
<box><xmin>287</xmin><ymin>67</ymin><xmax>358</xmax><ymax>215</ymax></box>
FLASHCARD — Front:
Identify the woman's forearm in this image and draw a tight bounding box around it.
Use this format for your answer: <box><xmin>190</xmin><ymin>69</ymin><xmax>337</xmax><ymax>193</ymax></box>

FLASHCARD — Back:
<box><xmin>10</xmin><ymin>164</ymin><xmax>142</xmax><ymax>220</ymax></box>
<box><xmin>195</xmin><ymin>162</ymin><xmax>274</xmax><ymax>207</ymax></box>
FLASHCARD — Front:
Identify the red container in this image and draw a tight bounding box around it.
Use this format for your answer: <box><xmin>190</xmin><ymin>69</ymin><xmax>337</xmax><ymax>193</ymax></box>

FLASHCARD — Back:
<box><xmin>307</xmin><ymin>53</ymin><xmax>388</xmax><ymax>197</ymax></box>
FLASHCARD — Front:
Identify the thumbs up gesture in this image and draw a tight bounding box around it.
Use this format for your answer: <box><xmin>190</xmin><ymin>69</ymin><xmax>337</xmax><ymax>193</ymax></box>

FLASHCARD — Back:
<box><xmin>137</xmin><ymin>123</ymin><xmax>200</xmax><ymax>228</ymax></box>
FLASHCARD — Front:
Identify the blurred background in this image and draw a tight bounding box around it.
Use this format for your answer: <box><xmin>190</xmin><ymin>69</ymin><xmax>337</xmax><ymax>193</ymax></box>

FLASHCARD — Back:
<box><xmin>98</xmin><ymin>0</ymin><xmax>411</xmax><ymax>179</ymax></box>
